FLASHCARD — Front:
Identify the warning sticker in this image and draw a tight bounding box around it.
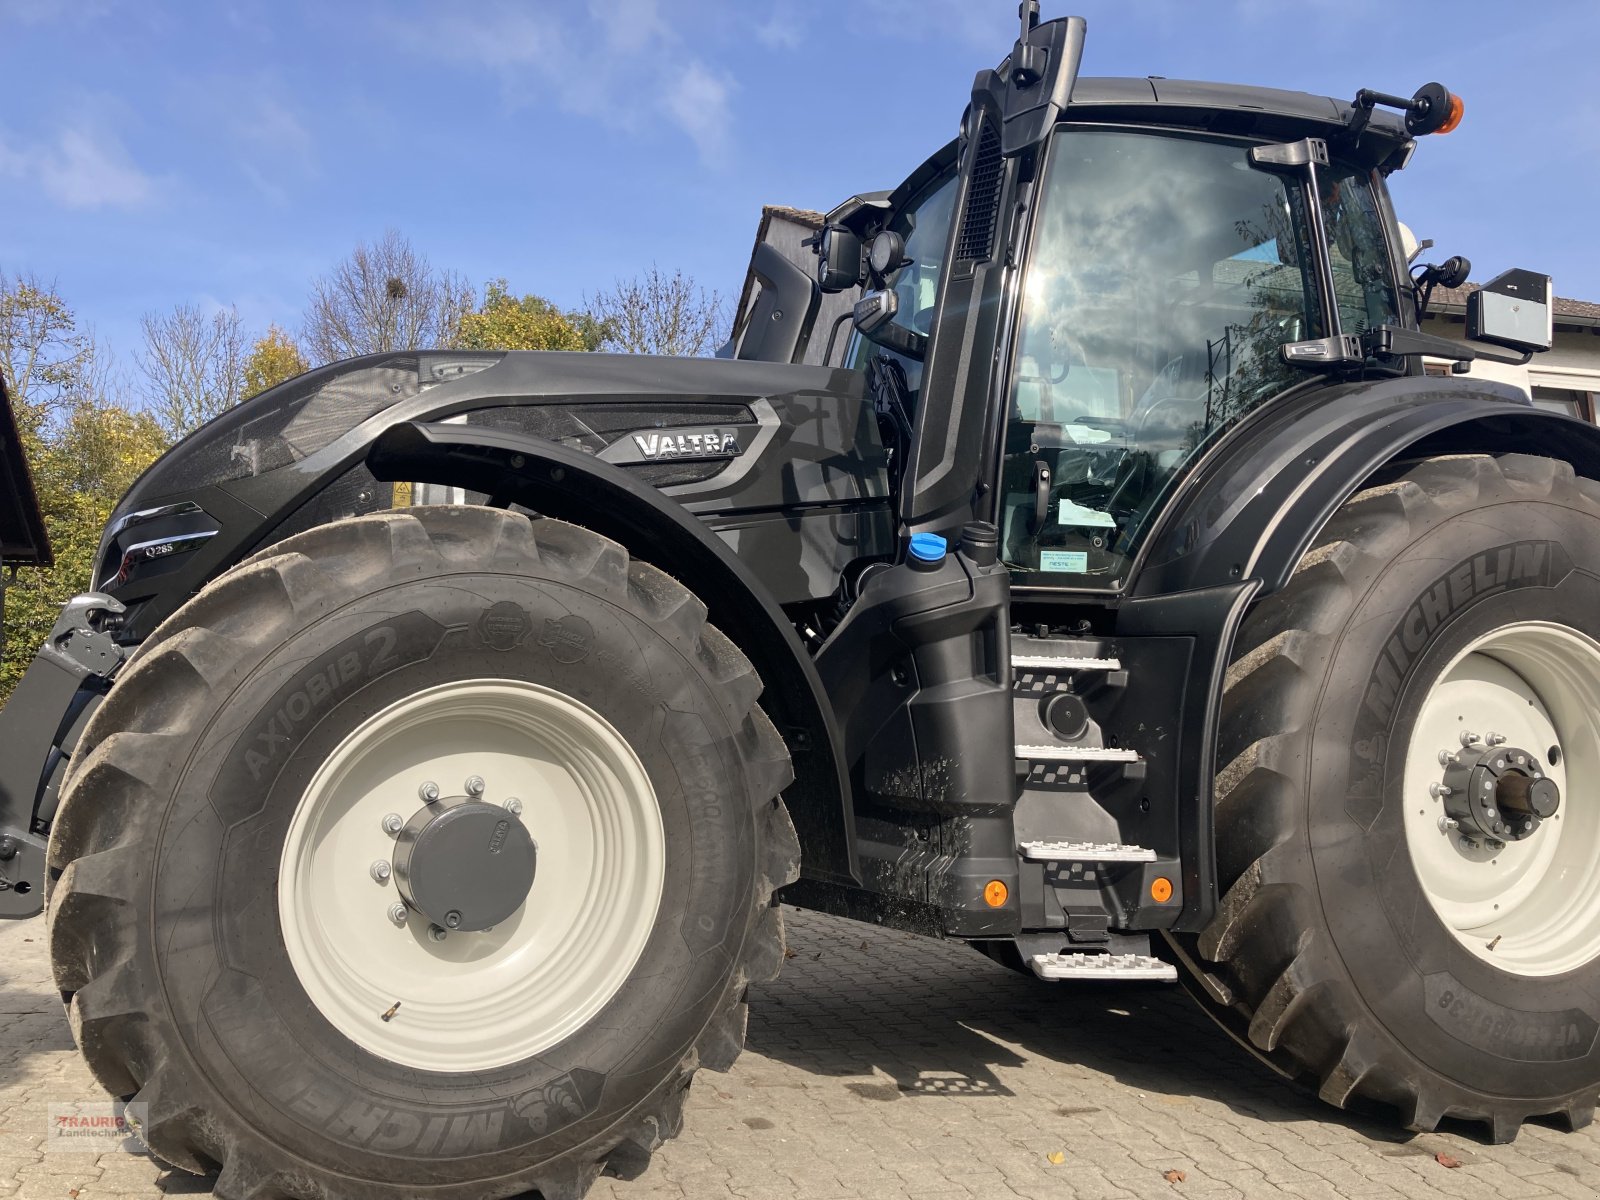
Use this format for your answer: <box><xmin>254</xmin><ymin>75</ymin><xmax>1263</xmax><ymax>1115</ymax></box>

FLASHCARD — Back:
<box><xmin>1040</xmin><ymin>550</ymin><xmax>1089</xmax><ymax>573</ymax></box>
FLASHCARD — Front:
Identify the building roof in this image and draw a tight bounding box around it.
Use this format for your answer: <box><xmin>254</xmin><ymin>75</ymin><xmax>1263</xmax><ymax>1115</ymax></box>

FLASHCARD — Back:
<box><xmin>1428</xmin><ymin>284</ymin><xmax>1600</xmax><ymax>327</ymax></box>
<box><xmin>763</xmin><ymin>205</ymin><xmax>824</xmax><ymax>230</ymax></box>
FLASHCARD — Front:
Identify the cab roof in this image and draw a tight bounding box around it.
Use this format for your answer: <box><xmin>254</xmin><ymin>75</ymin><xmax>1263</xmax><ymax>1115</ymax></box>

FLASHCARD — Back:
<box><xmin>1062</xmin><ymin>76</ymin><xmax>1412</xmax><ymax>167</ymax></box>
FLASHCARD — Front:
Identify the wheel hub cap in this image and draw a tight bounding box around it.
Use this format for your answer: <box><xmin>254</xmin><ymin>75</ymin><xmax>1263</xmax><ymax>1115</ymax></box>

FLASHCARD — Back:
<box><xmin>1439</xmin><ymin>742</ymin><xmax>1561</xmax><ymax>843</ymax></box>
<box><xmin>394</xmin><ymin>798</ymin><xmax>538</xmax><ymax>931</ymax></box>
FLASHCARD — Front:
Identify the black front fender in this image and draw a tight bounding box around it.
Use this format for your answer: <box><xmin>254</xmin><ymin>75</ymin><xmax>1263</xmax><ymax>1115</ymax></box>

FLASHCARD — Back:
<box><xmin>367</xmin><ymin>421</ymin><xmax>859</xmax><ymax>886</ymax></box>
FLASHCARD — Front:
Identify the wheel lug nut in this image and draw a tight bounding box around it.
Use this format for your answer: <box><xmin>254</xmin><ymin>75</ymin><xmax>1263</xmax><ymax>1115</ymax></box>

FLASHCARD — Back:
<box><xmin>1430</xmin><ymin>783</ymin><xmax>1453</xmax><ymax>798</ymax></box>
<box><xmin>388</xmin><ymin>902</ymin><xmax>408</xmax><ymax>926</ymax></box>
<box><xmin>1486</xmin><ymin>732</ymin><xmax>1508</xmax><ymax>747</ymax></box>
<box><xmin>370</xmin><ymin>860</ymin><xmax>392</xmax><ymax>884</ymax></box>
<box><xmin>444</xmin><ymin>910</ymin><xmax>462</xmax><ymax>929</ymax></box>
<box><xmin>428</xmin><ymin>925</ymin><xmax>448</xmax><ymax>942</ymax></box>
<box><xmin>465</xmin><ymin>776</ymin><xmax>485</xmax><ymax>797</ymax></box>
<box><xmin>504</xmin><ymin>797</ymin><xmax>523</xmax><ymax>816</ymax></box>
<box><xmin>381</xmin><ymin>813</ymin><xmax>403</xmax><ymax>835</ymax></box>
<box><xmin>1438</xmin><ymin>750</ymin><xmax>1456</xmax><ymax>767</ymax></box>
<box><xmin>1438</xmin><ymin>816</ymin><xmax>1458</xmax><ymax>833</ymax></box>
<box><xmin>1460</xmin><ymin>730</ymin><xmax>1481</xmax><ymax>747</ymax></box>
<box><xmin>419</xmin><ymin>781</ymin><xmax>440</xmax><ymax>803</ymax></box>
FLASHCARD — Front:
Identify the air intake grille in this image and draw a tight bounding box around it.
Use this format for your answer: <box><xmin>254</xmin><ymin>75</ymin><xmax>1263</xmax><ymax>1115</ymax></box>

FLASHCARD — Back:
<box><xmin>954</xmin><ymin>119</ymin><xmax>1004</xmax><ymax>263</ymax></box>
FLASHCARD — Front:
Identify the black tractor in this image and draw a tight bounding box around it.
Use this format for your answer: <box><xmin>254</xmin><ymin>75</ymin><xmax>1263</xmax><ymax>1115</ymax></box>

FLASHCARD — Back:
<box><xmin>3</xmin><ymin>8</ymin><xmax>1594</xmax><ymax>1199</ymax></box>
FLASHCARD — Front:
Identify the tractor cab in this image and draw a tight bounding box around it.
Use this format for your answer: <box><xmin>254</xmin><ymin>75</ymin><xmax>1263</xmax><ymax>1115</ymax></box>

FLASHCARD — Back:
<box><xmin>814</xmin><ymin>8</ymin><xmax>1551</xmax><ymax>599</ymax></box>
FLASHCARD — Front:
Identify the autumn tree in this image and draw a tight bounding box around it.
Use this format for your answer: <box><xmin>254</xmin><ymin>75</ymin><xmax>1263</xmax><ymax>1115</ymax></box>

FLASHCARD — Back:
<box><xmin>138</xmin><ymin>303</ymin><xmax>247</xmax><ymax>438</ymax></box>
<box><xmin>585</xmin><ymin>266</ymin><xmax>726</xmax><ymax>357</ymax></box>
<box><xmin>0</xmin><ymin>276</ymin><xmax>169</xmax><ymax>700</ymax></box>
<box><xmin>243</xmin><ymin>325</ymin><xmax>309</xmax><ymax>396</ymax></box>
<box><xmin>456</xmin><ymin>280</ymin><xmax>604</xmax><ymax>352</ymax></box>
<box><xmin>302</xmin><ymin>230</ymin><xmax>474</xmax><ymax>364</ymax></box>
<box><xmin>0</xmin><ymin>270</ymin><xmax>99</xmax><ymax>437</ymax></box>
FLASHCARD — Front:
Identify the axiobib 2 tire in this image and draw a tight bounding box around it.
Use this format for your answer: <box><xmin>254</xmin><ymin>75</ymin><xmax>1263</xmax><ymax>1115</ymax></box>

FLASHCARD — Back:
<box><xmin>1169</xmin><ymin>453</ymin><xmax>1600</xmax><ymax>1141</ymax></box>
<box><xmin>45</xmin><ymin>507</ymin><xmax>799</xmax><ymax>1200</ymax></box>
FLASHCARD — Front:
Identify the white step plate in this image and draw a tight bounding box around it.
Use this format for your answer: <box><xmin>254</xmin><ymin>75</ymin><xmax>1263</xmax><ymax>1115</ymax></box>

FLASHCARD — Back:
<box><xmin>1030</xmin><ymin>952</ymin><xmax>1178</xmax><ymax>982</ymax></box>
<box><xmin>1019</xmin><ymin>840</ymin><xmax>1157</xmax><ymax>863</ymax></box>
<box><xmin>1016</xmin><ymin>745</ymin><xmax>1140</xmax><ymax>763</ymax></box>
<box><xmin>1012</xmin><ymin>654</ymin><xmax>1121</xmax><ymax>671</ymax></box>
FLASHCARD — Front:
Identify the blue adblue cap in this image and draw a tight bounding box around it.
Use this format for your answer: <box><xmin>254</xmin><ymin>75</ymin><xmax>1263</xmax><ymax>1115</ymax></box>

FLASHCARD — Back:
<box><xmin>908</xmin><ymin>532</ymin><xmax>948</xmax><ymax>563</ymax></box>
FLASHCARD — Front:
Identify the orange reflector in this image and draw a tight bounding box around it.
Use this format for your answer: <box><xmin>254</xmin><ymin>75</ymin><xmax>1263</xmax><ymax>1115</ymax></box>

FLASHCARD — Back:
<box><xmin>984</xmin><ymin>879</ymin><xmax>1009</xmax><ymax>907</ymax></box>
<box><xmin>1438</xmin><ymin>93</ymin><xmax>1464</xmax><ymax>134</ymax></box>
<box><xmin>1151</xmin><ymin>877</ymin><xmax>1174</xmax><ymax>903</ymax></box>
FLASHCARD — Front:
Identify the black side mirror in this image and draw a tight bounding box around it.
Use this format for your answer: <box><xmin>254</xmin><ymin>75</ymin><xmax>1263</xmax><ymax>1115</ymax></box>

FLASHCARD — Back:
<box><xmin>1468</xmin><ymin>269</ymin><xmax>1553</xmax><ymax>355</ymax></box>
<box><xmin>816</xmin><ymin>226</ymin><xmax>864</xmax><ymax>293</ymax></box>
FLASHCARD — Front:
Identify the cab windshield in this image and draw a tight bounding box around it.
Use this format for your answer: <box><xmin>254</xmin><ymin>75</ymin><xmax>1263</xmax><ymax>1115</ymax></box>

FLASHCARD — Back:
<box><xmin>1001</xmin><ymin>127</ymin><xmax>1400</xmax><ymax>588</ymax></box>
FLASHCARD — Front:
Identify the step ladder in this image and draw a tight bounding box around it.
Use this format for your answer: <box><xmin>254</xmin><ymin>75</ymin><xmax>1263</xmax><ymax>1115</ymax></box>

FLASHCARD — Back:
<box><xmin>1015</xmin><ymin>745</ymin><xmax>1139</xmax><ymax>764</ymax></box>
<box><xmin>1030</xmin><ymin>951</ymin><xmax>1178</xmax><ymax>982</ymax></box>
<box><xmin>1018</xmin><ymin>840</ymin><xmax>1157</xmax><ymax>863</ymax></box>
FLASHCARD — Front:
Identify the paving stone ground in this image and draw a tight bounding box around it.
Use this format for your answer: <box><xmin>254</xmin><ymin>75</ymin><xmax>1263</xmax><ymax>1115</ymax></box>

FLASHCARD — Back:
<box><xmin>4</xmin><ymin>907</ymin><xmax>1599</xmax><ymax>1199</ymax></box>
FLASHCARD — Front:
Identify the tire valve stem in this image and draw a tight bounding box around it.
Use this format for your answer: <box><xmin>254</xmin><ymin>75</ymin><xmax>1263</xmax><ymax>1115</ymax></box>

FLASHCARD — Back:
<box><xmin>381</xmin><ymin>1000</ymin><xmax>401</xmax><ymax>1022</ymax></box>
<box><xmin>1487</xmin><ymin>935</ymin><xmax>1502</xmax><ymax>952</ymax></box>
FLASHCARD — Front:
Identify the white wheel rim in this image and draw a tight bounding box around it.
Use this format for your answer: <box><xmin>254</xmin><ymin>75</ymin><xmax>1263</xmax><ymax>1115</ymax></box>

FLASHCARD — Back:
<box><xmin>1403</xmin><ymin>621</ymin><xmax>1600</xmax><ymax>977</ymax></box>
<box><xmin>278</xmin><ymin>679</ymin><xmax>665</xmax><ymax>1071</ymax></box>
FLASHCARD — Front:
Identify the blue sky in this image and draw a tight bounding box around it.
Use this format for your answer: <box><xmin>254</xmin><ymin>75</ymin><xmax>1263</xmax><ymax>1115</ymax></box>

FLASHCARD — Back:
<box><xmin>3</xmin><ymin>0</ymin><xmax>1597</xmax><ymax>366</ymax></box>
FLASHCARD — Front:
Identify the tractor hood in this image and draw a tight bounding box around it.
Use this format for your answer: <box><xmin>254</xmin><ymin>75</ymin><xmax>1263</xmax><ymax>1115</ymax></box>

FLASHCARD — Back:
<box><xmin>113</xmin><ymin>350</ymin><xmax>868</xmax><ymax>520</ymax></box>
<box><xmin>98</xmin><ymin>350</ymin><xmax>887</xmax><ymax>640</ymax></box>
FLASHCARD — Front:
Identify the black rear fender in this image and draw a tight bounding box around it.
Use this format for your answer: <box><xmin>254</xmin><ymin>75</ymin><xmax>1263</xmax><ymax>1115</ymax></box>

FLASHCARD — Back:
<box><xmin>367</xmin><ymin>421</ymin><xmax>858</xmax><ymax>885</ymax></box>
<box><xmin>1134</xmin><ymin>375</ymin><xmax>1600</xmax><ymax>599</ymax></box>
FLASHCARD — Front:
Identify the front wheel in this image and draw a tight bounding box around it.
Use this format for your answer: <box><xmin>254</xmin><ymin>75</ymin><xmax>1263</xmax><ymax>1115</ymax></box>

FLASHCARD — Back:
<box><xmin>1171</xmin><ymin>453</ymin><xmax>1600</xmax><ymax>1141</ymax></box>
<box><xmin>46</xmin><ymin>507</ymin><xmax>799</xmax><ymax>1200</ymax></box>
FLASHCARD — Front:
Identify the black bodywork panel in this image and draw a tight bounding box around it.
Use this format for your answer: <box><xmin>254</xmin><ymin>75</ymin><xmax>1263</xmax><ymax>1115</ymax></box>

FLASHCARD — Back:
<box><xmin>98</xmin><ymin>352</ymin><xmax>892</xmax><ymax>643</ymax></box>
<box><xmin>0</xmin><ymin>372</ymin><xmax>51</xmax><ymax>570</ymax></box>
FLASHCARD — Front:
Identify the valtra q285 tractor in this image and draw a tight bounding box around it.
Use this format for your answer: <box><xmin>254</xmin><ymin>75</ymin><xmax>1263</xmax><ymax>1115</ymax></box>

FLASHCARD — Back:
<box><xmin>2</xmin><ymin>8</ymin><xmax>1595</xmax><ymax>1198</ymax></box>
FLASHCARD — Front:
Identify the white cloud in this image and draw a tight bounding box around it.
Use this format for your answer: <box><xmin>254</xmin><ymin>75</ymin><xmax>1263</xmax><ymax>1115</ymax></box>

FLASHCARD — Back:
<box><xmin>753</xmin><ymin>5</ymin><xmax>803</xmax><ymax>51</ymax></box>
<box><xmin>665</xmin><ymin>61</ymin><xmax>734</xmax><ymax>162</ymax></box>
<box><xmin>389</xmin><ymin>2</ymin><xmax>736</xmax><ymax>167</ymax></box>
<box><xmin>0</xmin><ymin>125</ymin><xmax>157</xmax><ymax>210</ymax></box>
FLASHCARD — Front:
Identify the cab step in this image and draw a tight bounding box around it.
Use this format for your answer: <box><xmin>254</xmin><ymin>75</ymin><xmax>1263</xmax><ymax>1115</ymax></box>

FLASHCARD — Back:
<box><xmin>1015</xmin><ymin>745</ymin><xmax>1140</xmax><ymax>763</ymax></box>
<box><xmin>1029</xmin><ymin>952</ymin><xmax>1178</xmax><ymax>982</ymax></box>
<box><xmin>1019</xmin><ymin>840</ymin><xmax>1156</xmax><ymax>863</ymax></box>
<box><xmin>1010</xmin><ymin>635</ymin><xmax>1120</xmax><ymax>674</ymax></box>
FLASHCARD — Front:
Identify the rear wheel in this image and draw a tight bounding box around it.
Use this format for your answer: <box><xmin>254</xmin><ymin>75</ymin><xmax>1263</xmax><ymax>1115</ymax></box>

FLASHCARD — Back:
<box><xmin>1169</xmin><ymin>454</ymin><xmax>1600</xmax><ymax>1141</ymax></box>
<box><xmin>46</xmin><ymin>507</ymin><xmax>799</xmax><ymax>1200</ymax></box>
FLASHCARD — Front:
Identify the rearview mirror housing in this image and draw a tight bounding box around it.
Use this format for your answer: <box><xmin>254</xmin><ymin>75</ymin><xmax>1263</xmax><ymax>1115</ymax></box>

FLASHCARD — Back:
<box><xmin>815</xmin><ymin>226</ymin><xmax>864</xmax><ymax>293</ymax></box>
<box><xmin>1467</xmin><ymin>269</ymin><xmax>1553</xmax><ymax>354</ymax></box>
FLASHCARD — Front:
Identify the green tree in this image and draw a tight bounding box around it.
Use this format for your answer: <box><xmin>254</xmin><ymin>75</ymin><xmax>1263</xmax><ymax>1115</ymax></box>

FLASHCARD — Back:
<box><xmin>0</xmin><ymin>275</ymin><xmax>168</xmax><ymax>701</ymax></box>
<box><xmin>456</xmin><ymin>280</ymin><xmax>601</xmax><ymax>352</ymax></box>
<box><xmin>243</xmin><ymin>325</ymin><xmax>309</xmax><ymax>396</ymax></box>
<box><xmin>0</xmin><ymin>398</ymin><xmax>167</xmax><ymax>700</ymax></box>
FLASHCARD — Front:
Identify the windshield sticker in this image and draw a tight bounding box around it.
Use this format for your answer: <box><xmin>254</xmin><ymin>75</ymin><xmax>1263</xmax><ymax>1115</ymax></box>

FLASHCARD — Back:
<box><xmin>1040</xmin><ymin>550</ymin><xmax>1089</xmax><ymax>573</ymax></box>
<box><xmin>1058</xmin><ymin>499</ymin><xmax>1117</xmax><ymax>529</ymax></box>
<box><xmin>1061</xmin><ymin>423</ymin><xmax>1113</xmax><ymax>444</ymax></box>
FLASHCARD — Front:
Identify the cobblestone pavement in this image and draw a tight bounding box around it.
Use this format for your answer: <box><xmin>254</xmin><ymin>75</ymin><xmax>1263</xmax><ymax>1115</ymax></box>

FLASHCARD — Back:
<box><xmin>4</xmin><ymin>908</ymin><xmax>1600</xmax><ymax>1200</ymax></box>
